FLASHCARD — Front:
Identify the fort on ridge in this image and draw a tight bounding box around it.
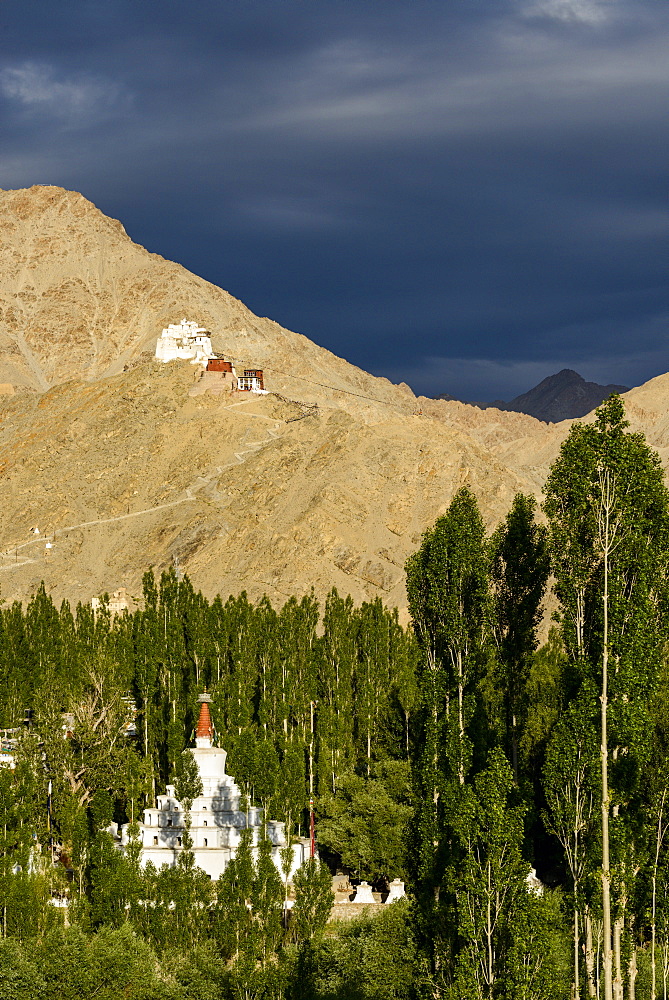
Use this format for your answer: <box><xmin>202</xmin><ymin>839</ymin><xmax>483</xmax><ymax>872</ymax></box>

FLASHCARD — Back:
<box><xmin>155</xmin><ymin>318</ymin><xmax>265</xmax><ymax>395</ymax></box>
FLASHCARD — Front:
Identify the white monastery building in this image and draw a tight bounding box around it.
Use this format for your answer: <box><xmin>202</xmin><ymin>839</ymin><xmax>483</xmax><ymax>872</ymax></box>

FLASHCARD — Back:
<box><xmin>155</xmin><ymin>319</ymin><xmax>213</xmax><ymax>365</ymax></box>
<box><xmin>118</xmin><ymin>694</ymin><xmax>308</xmax><ymax>881</ymax></box>
<box><xmin>156</xmin><ymin>319</ymin><xmax>268</xmax><ymax>395</ymax></box>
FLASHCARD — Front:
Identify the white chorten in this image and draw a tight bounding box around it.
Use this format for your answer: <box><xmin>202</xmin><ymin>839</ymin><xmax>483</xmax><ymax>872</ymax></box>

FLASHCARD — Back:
<box><xmin>120</xmin><ymin>694</ymin><xmax>307</xmax><ymax>881</ymax></box>
<box><xmin>385</xmin><ymin>879</ymin><xmax>405</xmax><ymax>904</ymax></box>
<box><xmin>155</xmin><ymin>319</ymin><xmax>213</xmax><ymax>365</ymax></box>
<box><xmin>352</xmin><ymin>881</ymin><xmax>376</xmax><ymax>905</ymax></box>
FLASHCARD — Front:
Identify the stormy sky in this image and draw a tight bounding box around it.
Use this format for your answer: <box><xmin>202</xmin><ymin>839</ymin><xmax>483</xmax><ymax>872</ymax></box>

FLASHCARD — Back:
<box><xmin>1</xmin><ymin>0</ymin><xmax>666</xmax><ymax>400</ymax></box>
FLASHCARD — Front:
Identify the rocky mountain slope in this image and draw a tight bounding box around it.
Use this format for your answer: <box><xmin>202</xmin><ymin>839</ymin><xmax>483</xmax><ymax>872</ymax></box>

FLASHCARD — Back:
<box><xmin>0</xmin><ymin>185</ymin><xmax>665</xmax><ymax>614</ymax></box>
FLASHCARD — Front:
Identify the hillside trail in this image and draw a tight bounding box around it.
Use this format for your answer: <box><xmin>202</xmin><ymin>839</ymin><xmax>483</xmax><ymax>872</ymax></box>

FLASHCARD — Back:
<box><xmin>0</xmin><ymin>396</ymin><xmax>286</xmax><ymax>573</ymax></box>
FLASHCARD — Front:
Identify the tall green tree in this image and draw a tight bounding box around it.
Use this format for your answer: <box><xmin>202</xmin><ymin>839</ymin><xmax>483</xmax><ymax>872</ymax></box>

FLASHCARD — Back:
<box><xmin>450</xmin><ymin>748</ymin><xmax>529</xmax><ymax>998</ymax></box>
<box><xmin>544</xmin><ymin>395</ymin><xmax>669</xmax><ymax>1000</ymax></box>
<box><xmin>291</xmin><ymin>858</ymin><xmax>333</xmax><ymax>945</ymax></box>
<box><xmin>490</xmin><ymin>493</ymin><xmax>549</xmax><ymax>782</ymax></box>
<box><xmin>406</xmin><ymin>486</ymin><xmax>492</xmax><ymax>982</ymax></box>
<box><xmin>543</xmin><ymin>696</ymin><xmax>598</xmax><ymax>997</ymax></box>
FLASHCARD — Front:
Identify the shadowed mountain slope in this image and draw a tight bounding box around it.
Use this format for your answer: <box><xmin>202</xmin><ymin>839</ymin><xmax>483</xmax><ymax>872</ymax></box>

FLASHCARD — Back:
<box><xmin>504</xmin><ymin>369</ymin><xmax>630</xmax><ymax>423</ymax></box>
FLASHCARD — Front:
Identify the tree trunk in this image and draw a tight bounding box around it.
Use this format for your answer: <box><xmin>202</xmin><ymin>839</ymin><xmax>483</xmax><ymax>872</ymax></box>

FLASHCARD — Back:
<box><xmin>628</xmin><ymin>944</ymin><xmax>637</xmax><ymax>1000</ymax></box>
<box><xmin>653</xmin><ymin>884</ymin><xmax>658</xmax><ymax>1000</ymax></box>
<box><xmin>511</xmin><ymin>710</ymin><xmax>519</xmax><ymax>784</ymax></box>
<box><xmin>574</xmin><ymin>904</ymin><xmax>580</xmax><ymax>999</ymax></box>
<box><xmin>652</xmin><ymin>791</ymin><xmax>666</xmax><ymax>1000</ymax></box>
<box><xmin>613</xmin><ymin>913</ymin><xmax>623</xmax><ymax>1000</ymax></box>
<box><xmin>601</xmin><ymin>494</ymin><xmax>613</xmax><ymax>1000</ymax></box>
<box><xmin>486</xmin><ymin>861</ymin><xmax>494</xmax><ymax>994</ymax></box>
<box><xmin>310</xmin><ymin>700</ymin><xmax>315</xmax><ymax>796</ymax></box>
<box><xmin>457</xmin><ymin>649</ymin><xmax>465</xmax><ymax>785</ymax></box>
<box><xmin>585</xmin><ymin>909</ymin><xmax>597</xmax><ymax>999</ymax></box>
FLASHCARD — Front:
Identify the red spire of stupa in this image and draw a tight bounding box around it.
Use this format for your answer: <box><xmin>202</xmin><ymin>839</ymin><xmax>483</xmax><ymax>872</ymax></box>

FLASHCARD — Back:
<box><xmin>195</xmin><ymin>692</ymin><xmax>214</xmax><ymax>743</ymax></box>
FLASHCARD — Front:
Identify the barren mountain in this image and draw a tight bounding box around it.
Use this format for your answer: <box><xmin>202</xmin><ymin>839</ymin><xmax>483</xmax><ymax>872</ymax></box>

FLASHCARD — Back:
<box><xmin>503</xmin><ymin>369</ymin><xmax>630</xmax><ymax>422</ymax></box>
<box><xmin>0</xmin><ymin>185</ymin><xmax>412</xmax><ymax>411</ymax></box>
<box><xmin>0</xmin><ymin>185</ymin><xmax>666</xmax><ymax>614</ymax></box>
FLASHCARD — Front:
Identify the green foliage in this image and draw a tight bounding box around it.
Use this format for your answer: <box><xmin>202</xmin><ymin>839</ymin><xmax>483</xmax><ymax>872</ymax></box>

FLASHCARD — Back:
<box><xmin>317</xmin><ymin>762</ymin><xmax>412</xmax><ymax>881</ymax></box>
<box><xmin>490</xmin><ymin>493</ymin><xmax>549</xmax><ymax>780</ymax></box>
<box><xmin>292</xmin><ymin>900</ymin><xmax>418</xmax><ymax>1000</ymax></box>
<box><xmin>545</xmin><ymin>395</ymin><xmax>669</xmax><ymax>996</ymax></box>
<box><xmin>450</xmin><ymin>748</ymin><xmax>529</xmax><ymax>994</ymax></box>
<box><xmin>545</xmin><ymin>395</ymin><xmax>669</xmax><ymax>686</ymax></box>
<box><xmin>173</xmin><ymin>749</ymin><xmax>203</xmax><ymax>810</ymax></box>
<box><xmin>6</xmin><ymin>430</ymin><xmax>669</xmax><ymax>1000</ymax></box>
<box><xmin>503</xmin><ymin>891</ymin><xmax>571</xmax><ymax>1000</ymax></box>
<box><xmin>291</xmin><ymin>858</ymin><xmax>334</xmax><ymax>943</ymax></box>
<box><xmin>406</xmin><ymin>487</ymin><xmax>498</xmax><ymax>983</ymax></box>
<box><xmin>0</xmin><ymin>925</ymin><xmax>181</xmax><ymax>1000</ymax></box>
<box><xmin>0</xmin><ymin>937</ymin><xmax>46</xmax><ymax>1000</ymax></box>
<box><xmin>521</xmin><ymin>626</ymin><xmax>567</xmax><ymax>770</ymax></box>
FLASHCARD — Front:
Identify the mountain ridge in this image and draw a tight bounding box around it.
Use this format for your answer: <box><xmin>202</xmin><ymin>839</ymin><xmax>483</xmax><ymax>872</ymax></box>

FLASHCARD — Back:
<box><xmin>0</xmin><ymin>185</ymin><xmax>666</xmax><ymax>614</ymax></box>
<box><xmin>436</xmin><ymin>369</ymin><xmax>631</xmax><ymax>423</ymax></box>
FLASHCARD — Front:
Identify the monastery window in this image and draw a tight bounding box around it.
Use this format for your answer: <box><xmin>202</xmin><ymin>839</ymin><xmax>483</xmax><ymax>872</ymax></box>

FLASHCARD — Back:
<box><xmin>203</xmin><ymin>820</ymin><xmax>207</xmax><ymax>826</ymax></box>
<box><xmin>167</xmin><ymin>818</ymin><xmax>172</xmax><ymax>826</ymax></box>
<box><xmin>177</xmin><ymin>837</ymin><xmax>182</xmax><ymax>847</ymax></box>
<box><xmin>153</xmin><ymin>837</ymin><xmax>158</xmax><ymax>846</ymax></box>
<box><xmin>204</xmin><ymin>838</ymin><xmax>208</xmax><ymax>847</ymax></box>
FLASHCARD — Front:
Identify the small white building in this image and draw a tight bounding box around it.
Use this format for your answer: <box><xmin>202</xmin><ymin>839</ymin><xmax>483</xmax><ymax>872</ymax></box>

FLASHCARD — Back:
<box><xmin>91</xmin><ymin>588</ymin><xmax>130</xmax><ymax>618</ymax></box>
<box><xmin>118</xmin><ymin>694</ymin><xmax>308</xmax><ymax>881</ymax></box>
<box><xmin>155</xmin><ymin>319</ymin><xmax>213</xmax><ymax>365</ymax></box>
<box><xmin>0</xmin><ymin>732</ymin><xmax>16</xmax><ymax>769</ymax></box>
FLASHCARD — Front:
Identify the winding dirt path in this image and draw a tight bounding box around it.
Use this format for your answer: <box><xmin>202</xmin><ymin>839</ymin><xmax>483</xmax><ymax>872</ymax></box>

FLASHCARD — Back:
<box><xmin>0</xmin><ymin>399</ymin><xmax>285</xmax><ymax>572</ymax></box>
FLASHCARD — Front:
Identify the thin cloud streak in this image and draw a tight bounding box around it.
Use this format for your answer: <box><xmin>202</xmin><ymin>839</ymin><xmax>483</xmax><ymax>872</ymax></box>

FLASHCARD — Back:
<box><xmin>0</xmin><ymin>61</ymin><xmax>126</xmax><ymax>124</ymax></box>
<box><xmin>521</xmin><ymin>0</ymin><xmax>618</xmax><ymax>24</ymax></box>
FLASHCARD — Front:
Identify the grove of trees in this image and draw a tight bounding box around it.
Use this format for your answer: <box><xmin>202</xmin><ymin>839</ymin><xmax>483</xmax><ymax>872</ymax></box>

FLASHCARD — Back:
<box><xmin>1</xmin><ymin>395</ymin><xmax>669</xmax><ymax>999</ymax></box>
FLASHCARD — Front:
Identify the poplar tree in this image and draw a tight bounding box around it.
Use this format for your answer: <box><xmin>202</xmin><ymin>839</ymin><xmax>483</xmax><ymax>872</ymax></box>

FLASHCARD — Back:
<box><xmin>316</xmin><ymin>589</ymin><xmax>356</xmax><ymax>794</ymax></box>
<box><xmin>354</xmin><ymin>599</ymin><xmax>395</xmax><ymax>776</ymax></box>
<box><xmin>544</xmin><ymin>396</ymin><xmax>669</xmax><ymax>1000</ymax></box>
<box><xmin>405</xmin><ymin>486</ymin><xmax>491</xmax><ymax>979</ymax></box>
<box><xmin>543</xmin><ymin>696</ymin><xmax>598</xmax><ymax>996</ymax></box>
<box><xmin>450</xmin><ymin>748</ymin><xmax>529</xmax><ymax>998</ymax></box>
<box><xmin>168</xmin><ymin>750</ymin><xmax>209</xmax><ymax>949</ymax></box>
<box><xmin>490</xmin><ymin>493</ymin><xmax>549</xmax><ymax>782</ymax></box>
<box><xmin>291</xmin><ymin>858</ymin><xmax>333</xmax><ymax>944</ymax></box>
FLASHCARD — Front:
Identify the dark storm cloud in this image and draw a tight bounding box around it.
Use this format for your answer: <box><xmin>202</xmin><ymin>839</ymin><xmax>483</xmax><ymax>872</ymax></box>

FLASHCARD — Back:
<box><xmin>0</xmin><ymin>0</ymin><xmax>666</xmax><ymax>398</ymax></box>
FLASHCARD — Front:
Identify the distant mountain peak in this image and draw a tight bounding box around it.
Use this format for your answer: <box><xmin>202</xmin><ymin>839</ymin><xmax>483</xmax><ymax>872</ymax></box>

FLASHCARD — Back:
<box><xmin>435</xmin><ymin>369</ymin><xmax>631</xmax><ymax>423</ymax></box>
<box><xmin>507</xmin><ymin>369</ymin><xmax>630</xmax><ymax>423</ymax></box>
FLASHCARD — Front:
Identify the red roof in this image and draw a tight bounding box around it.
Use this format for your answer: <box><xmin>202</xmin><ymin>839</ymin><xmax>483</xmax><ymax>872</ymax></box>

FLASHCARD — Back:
<box><xmin>196</xmin><ymin>699</ymin><xmax>214</xmax><ymax>740</ymax></box>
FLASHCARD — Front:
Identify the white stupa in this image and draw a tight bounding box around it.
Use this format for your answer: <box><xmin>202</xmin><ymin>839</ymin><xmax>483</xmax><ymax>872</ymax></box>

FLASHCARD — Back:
<box><xmin>155</xmin><ymin>319</ymin><xmax>213</xmax><ymax>365</ymax></box>
<box><xmin>119</xmin><ymin>693</ymin><xmax>308</xmax><ymax>880</ymax></box>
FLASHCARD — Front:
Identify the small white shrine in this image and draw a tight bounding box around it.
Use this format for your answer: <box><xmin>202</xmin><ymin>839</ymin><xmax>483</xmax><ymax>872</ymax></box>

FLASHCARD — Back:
<box><xmin>155</xmin><ymin>319</ymin><xmax>213</xmax><ymax>365</ymax></box>
<box><xmin>119</xmin><ymin>694</ymin><xmax>308</xmax><ymax>881</ymax></box>
<box><xmin>385</xmin><ymin>879</ymin><xmax>405</xmax><ymax>904</ymax></box>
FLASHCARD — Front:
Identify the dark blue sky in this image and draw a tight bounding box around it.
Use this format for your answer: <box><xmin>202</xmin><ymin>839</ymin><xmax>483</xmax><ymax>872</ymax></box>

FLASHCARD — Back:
<box><xmin>1</xmin><ymin>0</ymin><xmax>666</xmax><ymax>399</ymax></box>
